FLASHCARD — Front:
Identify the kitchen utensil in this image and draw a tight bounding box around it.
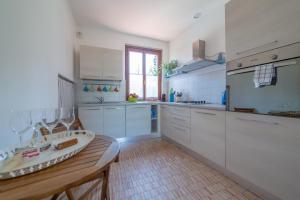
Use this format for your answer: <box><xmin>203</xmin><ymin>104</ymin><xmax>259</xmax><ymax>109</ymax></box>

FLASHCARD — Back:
<box><xmin>103</xmin><ymin>86</ymin><xmax>108</xmax><ymax>92</ymax></box>
<box><xmin>97</xmin><ymin>85</ymin><xmax>102</xmax><ymax>92</ymax></box>
<box><xmin>10</xmin><ymin>111</ymin><xmax>31</xmax><ymax>147</ymax></box>
<box><xmin>109</xmin><ymin>85</ymin><xmax>113</xmax><ymax>92</ymax></box>
<box><xmin>89</xmin><ymin>85</ymin><xmax>95</xmax><ymax>92</ymax></box>
<box><xmin>60</xmin><ymin>107</ymin><xmax>75</xmax><ymax>134</ymax></box>
<box><xmin>114</xmin><ymin>86</ymin><xmax>119</xmax><ymax>92</ymax></box>
<box><xmin>83</xmin><ymin>84</ymin><xmax>89</xmax><ymax>92</ymax></box>
<box><xmin>42</xmin><ymin>108</ymin><xmax>59</xmax><ymax>135</ymax></box>
<box><xmin>0</xmin><ymin>150</ymin><xmax>8</xmax><ymax>166</ymax></box>
<box><xmin>161</xmin><ymin>94</ymin><xmax>166</xmax><ymax>102</ymax></box>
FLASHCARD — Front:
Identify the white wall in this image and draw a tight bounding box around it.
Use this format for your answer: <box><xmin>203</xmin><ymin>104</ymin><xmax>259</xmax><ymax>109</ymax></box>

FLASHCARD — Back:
<box><xmin>0</xmin><ymin>0</ymin><xmax>77</xmax><ymax>149</ymax></box>
<box><xmin>169</xmin><ymin>3</ymin><xmax>225</xmax><ymax>65</ymax></box>
<box><xmin>78</xmin><ymin>26</ymin><xmax>169</xmax><ymax>63</ymax></box>
<box><xmin>76</xmin><ymin>26</ymin><xmax>169</xmax><ymax>103</ymax></box>
<box><xmin>167</xmin><ymin>3</ymin><xmax>226</xmax><ymax>102</ymax></box>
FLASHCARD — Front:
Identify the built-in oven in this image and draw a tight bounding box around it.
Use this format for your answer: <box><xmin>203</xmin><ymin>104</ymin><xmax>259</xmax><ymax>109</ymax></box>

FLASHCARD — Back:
<box><xmin>226</xmin><ymin>42</ymin><xmax>300</xmax><ymax>118</ymax></box>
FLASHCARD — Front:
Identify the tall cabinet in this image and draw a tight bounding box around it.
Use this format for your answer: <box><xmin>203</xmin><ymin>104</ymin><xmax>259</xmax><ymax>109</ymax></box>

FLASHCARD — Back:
<box><xmin>226</xmin><ymin>0</ymin><xmax>300</xmax><ymax>61</ymax></box>
<box><xmin>226</xmin><ymin>112</ymin><xmax>300</xmax><ymax>200</ymax></box>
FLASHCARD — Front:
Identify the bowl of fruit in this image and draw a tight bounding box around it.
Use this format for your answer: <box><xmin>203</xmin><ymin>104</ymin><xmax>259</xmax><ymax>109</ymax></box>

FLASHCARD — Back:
<box><xmin>128</xmin><ymin>93</ymin><xmax>138</xmax><ymax>102</ymax></box>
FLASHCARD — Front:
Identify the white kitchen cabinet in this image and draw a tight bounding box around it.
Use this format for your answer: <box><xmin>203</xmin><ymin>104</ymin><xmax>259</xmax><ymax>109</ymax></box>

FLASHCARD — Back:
<box><xmin>160</xmin><ymin>105</ymin><xmax>172</xmax><ymax>138</ymax></box>
<box><xmin>80</xmin><ymin>45</ymin><xmax>123</xmax><ymax>80</ymax></box>
<box><xmin>226</xmin><ymin>112</ymin><xmax>300</xmax><ymax>200</ymax></box>
<box><xmin>101</xmin><ymin>48</ymin><xmax>123</xmax><ymax>80</ymax></box>
<box><xmin>78</xmin><ymin>107</ymin><xmax>103</xmax><ymax>134</ymax></box>
<box><xmin>169</xmin><ymin>106</ymin><xmax>191</xmax><ymax>146</ymax></box>
<box><xmin>103</xmin><ymin>106</ymin><xmax>125</xmax><ymax>138</ymax></box>
<box><xmin>168</xmin><ymin>122</ymin><xmax>190</xmax><ymax>147</ymax></box>
<box><xmin>191</xmin><ymin>109</ymin><xmax>225</xmax><ymax>167</ymax></box>
<box><xmin>160</xmin><ymin>105</ymin><xmax>191</xmax><ymax>146</ymax></box>
<box><xmin>126</xmin><ymin>105</ymin><xmax>151</xmax><ymax>137</ymax></box>
<box><xmin>80</xmin><ymin>45</ymin><xmax>102</xmax><ymax>80</ymax></box>
<box><xmin>225</xmin><ymin>0</ymin><xmax>300</xmax><ymax>61</ymax></box>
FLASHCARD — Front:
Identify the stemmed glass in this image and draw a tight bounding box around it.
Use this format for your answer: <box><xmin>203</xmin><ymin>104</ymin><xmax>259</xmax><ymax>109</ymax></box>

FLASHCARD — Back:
<box><xmin>60</xmin><ymin>107</ymin><xmax>75</xmax><ymax>134</ymax></box>
<box><xmin>10</xmin><ymin>110</ymin><xmax>31</xmax><ymax>147</ymax></box>
<box><xmin>42</xmin><ymin>108</ymin><xmax>59</xmax><ymax>135</ymax></box>
<box><xmin>29</xmin><ymin>109</ymin><xmax>44</xmax><ymax>146</ymax></box>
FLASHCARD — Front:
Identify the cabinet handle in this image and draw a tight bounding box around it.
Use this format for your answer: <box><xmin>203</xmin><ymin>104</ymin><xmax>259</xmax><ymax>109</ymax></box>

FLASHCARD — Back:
<box><xmin>171</xmin><ymin>124</ymin><xmax>186</xmax><ymax>132</ymax></box>
<box><xmin>195</xmin><ymin>111</ymin><xmax>216</xmax><ymax>116</ymax></box>
<box><xmin>173</xmin><ymin>116</ymin><xmax>186</xmax><ymax>121</ymax></box>
<box><xmin>236</xmin><ymin>117</ymin><xmax>279</xmax><ymax>125</ymax></box>
<box><xmin>271</xmin><ymin>54</ymin><xmax>278</xmax><ymax>60</ymax></box>
<box><xmin>236</xmin><ymin>40</ymin><xmax>278</xmax><ymax>55</ymax></box>
<box><xmin>84</xmin><ymin>109</ymin><xmax>101</xmax><ymax>111</ymax></box>
<box><xmin>105</xmin><ymin>107</ymin><xmax>122</xmax><ymax>110</ymax></box>
<box><xmin>82</xmin><ymin>75</ymin><xmax>101</xmax><ymax>79</ymax></box>
<box><xmin>130</xmin><ymin>107</ymin><xmax>146</xmax><ymax>109</ymax></box>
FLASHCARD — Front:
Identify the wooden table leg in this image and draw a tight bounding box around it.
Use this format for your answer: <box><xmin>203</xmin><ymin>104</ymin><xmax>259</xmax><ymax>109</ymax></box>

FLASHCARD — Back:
<box><xmin>101</xmin><ymin>167</ymin><xmax>110</xmax><ymax>200</ymax></box>
<box><xmin>66</xmin><ymin>189</ymin><xmax>75</xmax><ymax>200</ymax></box>
<box><xmin>115</xmin><ymin>153</ymin><xmax>120</xmax><ymax>163</ymax></box>
<box><xmin>51</xmin><ymin>193</ymin><xmax>61</xmax><ymax>200</ymax></box>
<box><xmin>78</xmin><ymin>179</ymin><xmax>101</xmax><ymax>200</ymax></box>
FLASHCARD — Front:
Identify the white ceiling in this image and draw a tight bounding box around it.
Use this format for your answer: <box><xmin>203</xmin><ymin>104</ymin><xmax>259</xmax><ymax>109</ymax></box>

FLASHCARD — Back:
<box><xmin>68</xmin><ymin>0</ymin><xmax>226</xmax><ymax>41</ymax></box>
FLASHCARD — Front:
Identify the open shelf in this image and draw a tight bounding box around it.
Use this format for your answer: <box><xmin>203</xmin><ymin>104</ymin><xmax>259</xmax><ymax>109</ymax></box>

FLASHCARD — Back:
<box><xmin>151</xmin><ymin>105</ymin><xmax>158</xmax><ymax>133</ymax></box>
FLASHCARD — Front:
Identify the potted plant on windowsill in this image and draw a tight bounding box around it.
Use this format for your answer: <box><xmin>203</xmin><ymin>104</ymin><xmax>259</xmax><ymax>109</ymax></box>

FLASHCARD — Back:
<box><xmin>161</xmin><ymin>60</ymin><xmax>178</xmax><ymax>78</ymax></box>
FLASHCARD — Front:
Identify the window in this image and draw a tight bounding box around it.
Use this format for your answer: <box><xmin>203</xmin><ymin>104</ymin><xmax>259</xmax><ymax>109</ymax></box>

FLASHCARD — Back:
<box><xmin>125</xmin><ymin>45</ymin><xmax>162</xmax><ymax>100</ymax></box>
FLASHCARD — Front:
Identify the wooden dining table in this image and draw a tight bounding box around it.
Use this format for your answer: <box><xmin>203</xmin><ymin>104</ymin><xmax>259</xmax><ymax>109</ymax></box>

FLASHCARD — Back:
<box><xmin>0</xmin><ymin>134</ymin><xmax>120</xmax><ymax>200</ymax></box>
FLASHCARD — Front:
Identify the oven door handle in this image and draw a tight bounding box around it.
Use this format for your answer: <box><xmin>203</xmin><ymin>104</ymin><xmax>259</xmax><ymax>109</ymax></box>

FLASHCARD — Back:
<box><xmin>236</xmin><ymin>117</ymin><xmax>279</xmax><ymax>126</ymax></box>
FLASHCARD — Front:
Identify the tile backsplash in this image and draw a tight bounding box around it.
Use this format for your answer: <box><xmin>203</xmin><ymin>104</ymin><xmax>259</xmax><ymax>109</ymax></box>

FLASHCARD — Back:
<box><xmin>167</xmin><ymin>64</ymin><xmax>226</xmax><ymax>104</ymax></box>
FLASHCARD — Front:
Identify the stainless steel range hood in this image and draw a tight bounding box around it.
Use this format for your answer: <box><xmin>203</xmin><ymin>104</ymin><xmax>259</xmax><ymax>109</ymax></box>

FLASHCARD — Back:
<box><xmin>168</xmin><ymin>40</ymin><xmax>225</xmax><ymax>77</ymax></box>
<box><xmin>192</xmin><ymin>40</ymin><xmax>206</xmax><ymax>61</ymax></box>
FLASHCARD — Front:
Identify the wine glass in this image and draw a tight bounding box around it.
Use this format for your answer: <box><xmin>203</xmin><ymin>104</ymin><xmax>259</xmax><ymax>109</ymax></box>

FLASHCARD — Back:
<box><xmin>42</xmin><ymin>108</ymin><xmax>59</xmax><ymax>135</ymax></box>
<box><xmin>10</xmin><ymin>110</ymin><xmax>31</xmax><ymax>147</ymax></box>
<box><xmin>60</xmin><ymin>107</ymin><xmax>75</xmax><ymax>134</ymax></box>
<box><xmin>30</xmin><ymin>109</ymin><xmax>44</xmax><ymax>146</ymax></box>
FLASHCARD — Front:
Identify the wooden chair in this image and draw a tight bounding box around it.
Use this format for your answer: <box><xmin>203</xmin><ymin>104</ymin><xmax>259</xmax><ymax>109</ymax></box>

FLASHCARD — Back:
<box><xmin>40</xmin><ymin>118</ymin><xmax>85</xmax><ymax>136</ymax></box>
<box><xmin>40</xmin><ymin>118</ymin><xmax>114</xmax><ymax>200</ymax></box>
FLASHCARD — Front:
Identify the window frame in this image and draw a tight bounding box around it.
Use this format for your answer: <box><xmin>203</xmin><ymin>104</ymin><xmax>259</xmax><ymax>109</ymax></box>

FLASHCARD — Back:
<box><xmin>125</xmin><ymin>45</ymin><xmax>162</xmax><ymax>101</ymax></box>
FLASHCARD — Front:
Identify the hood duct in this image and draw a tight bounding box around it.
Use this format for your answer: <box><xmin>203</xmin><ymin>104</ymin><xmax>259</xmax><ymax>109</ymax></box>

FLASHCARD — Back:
<box><xmin>168</xmin><ymin>40</ymin><xmax>225</xmax><ymax>77</ymax></box>
<box><xmin>193</xmin><ymin>40</ymin><xmax>206</xmax><ymax>61</ymax></box>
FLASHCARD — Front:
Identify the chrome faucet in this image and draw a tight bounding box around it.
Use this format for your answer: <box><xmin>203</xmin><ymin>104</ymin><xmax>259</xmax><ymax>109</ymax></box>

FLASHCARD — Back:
<box><xmin>96</xmin><ymin>96</ymin><xmax>104</xmax><ymax>104</ymax></box>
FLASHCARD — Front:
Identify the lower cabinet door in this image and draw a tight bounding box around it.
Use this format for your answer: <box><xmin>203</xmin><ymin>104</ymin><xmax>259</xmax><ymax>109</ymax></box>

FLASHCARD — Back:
<box><xmin>160</xmin><ymin>106</ymin><xmax>171</xmax><ymax>138</ymax></box>
<box><xmin>226</xmin><ymin>112</ymin><xmax>300</xmax><ymax>200</ymax></box>
<box><xmin>126</xmin><ymin>105</ymin><xmax>151</xmax><ymax>137</ymax></box>
<box><xmin>103</xmin><ymin>106</ymin><xmax>125</xmax><ymax>138</ymax></box>
<box><xmin>78</xmin><ymin>107</ymin><xmax>103</xmax><ymax>134</ymax></box>
<box><xmin>191</xmin><ymin>109</ymin><xmax>225</xmax><ymax>167</ymax></box>
<box><xmin>169</xmin><ymin>123</ymin><xmax>190</xmax><ymax>146</ymax></box>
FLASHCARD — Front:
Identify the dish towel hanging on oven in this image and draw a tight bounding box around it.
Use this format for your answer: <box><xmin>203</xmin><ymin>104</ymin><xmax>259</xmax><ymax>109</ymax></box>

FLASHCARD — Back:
<box><xmin>253</xmin><ymin>63</ymin><xmax>277</xmax><ymax>88</ymax></box>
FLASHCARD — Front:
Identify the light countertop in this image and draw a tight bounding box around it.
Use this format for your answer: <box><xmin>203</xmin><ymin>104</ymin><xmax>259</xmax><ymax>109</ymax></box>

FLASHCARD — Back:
<box><xmin>159</xmin><ymin>102</ymin><xmax>226</xmax><ymax>111</ymax></box>
<box><xmin>78</xmin><ymin>101</ymin><xmax>226</xmax><ymax>111</ymax></box>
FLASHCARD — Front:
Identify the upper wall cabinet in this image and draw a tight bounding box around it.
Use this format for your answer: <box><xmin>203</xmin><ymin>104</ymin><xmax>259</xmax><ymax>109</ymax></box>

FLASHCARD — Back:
<box><xmin>225</xmin><ymin>0</ymin><xmax>300</xmax><ymax>61</ymax></box>
<box><xmin>80</xmin><ymin>45</ymin><xmax>123</xmax><ymax>80</ymax></box>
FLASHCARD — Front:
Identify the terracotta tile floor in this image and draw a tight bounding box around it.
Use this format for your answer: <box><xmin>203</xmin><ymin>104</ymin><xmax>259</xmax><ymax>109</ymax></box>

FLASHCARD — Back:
<box><xmin>58</xmin><ymin>138</ymin><xmax>263</xmax><ymax>200</ymax></box>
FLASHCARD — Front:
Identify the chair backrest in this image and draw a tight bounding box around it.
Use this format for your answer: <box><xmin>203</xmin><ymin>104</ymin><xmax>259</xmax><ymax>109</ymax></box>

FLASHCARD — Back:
<box><xmin>40</xmin><ymin>118</ymin><xmax>85</xmax><ymax>136</ymax></box>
